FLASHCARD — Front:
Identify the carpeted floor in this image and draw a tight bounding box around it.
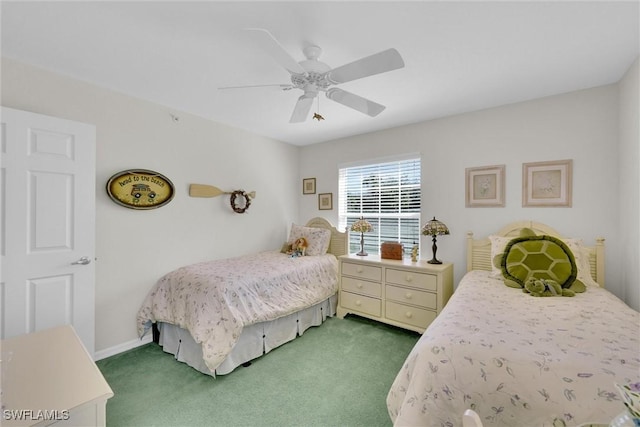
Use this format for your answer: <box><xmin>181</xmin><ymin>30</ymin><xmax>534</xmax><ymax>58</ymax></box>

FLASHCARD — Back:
<box><xmin>96</xmin><ymin>315</ymin><xmax>420</xmax><ymax>427</ymax></box>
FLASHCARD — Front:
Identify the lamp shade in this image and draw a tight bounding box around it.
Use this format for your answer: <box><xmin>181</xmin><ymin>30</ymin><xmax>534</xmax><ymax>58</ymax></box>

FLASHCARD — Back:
<box><xmin>351</xmin><ymin>218</ymin><xmax>373</xmax><ymax>233</ymax></box>
<box><xmin>421</xmin><ymin>217</ymin><xmax>450</xmax><ymax>236</ymax></box>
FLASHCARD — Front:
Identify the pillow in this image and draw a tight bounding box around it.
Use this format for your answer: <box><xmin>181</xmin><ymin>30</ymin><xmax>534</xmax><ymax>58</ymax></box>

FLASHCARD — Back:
<box><xmin>288</xmin><ymin>223</ymin><xmax>331</xmax><ymax>256</ymax></box>
<box><xmin>499</xmin><ymin>234</ymin><xmax>585</xmax><ymax>293</ymax></box>
<box><xmin>562</xmin><ymin>238</ymin><xmax>600</xmax><ymax>287</ymax></box>
<box><xmin>489</xmin><ymin>235</ymin><xmax>512</xmax><ymax>278</ymax></box>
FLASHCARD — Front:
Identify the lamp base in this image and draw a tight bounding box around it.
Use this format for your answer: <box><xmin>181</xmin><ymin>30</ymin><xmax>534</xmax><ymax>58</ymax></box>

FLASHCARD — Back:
<box><xmin>428</xmin><ymin>236</ymin><xmax>442</xmax><ymax>264</ymax></box>
<box><xmin>356</xmin><ymin>232</ymin><xmax>368</xmax><ymax>256</ymax></box>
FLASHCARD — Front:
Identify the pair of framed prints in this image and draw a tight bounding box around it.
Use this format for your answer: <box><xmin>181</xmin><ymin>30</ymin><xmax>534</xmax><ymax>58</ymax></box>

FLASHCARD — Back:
<box><xmin>466</xmin><ymin>159</ymin><xmax>572</xmax><ymax>208</ymax></box>
<box><xmin>303</xmin><ymin>177</ymin><xmax>333</xmax><ymax>210</ymax></box>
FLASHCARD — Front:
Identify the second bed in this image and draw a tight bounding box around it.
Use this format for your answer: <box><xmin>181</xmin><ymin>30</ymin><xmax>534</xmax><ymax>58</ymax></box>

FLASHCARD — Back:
<box><xmin>137</xmin><ymin>217</ymin><xmax>348</xmax><ymax>376</ymax></box>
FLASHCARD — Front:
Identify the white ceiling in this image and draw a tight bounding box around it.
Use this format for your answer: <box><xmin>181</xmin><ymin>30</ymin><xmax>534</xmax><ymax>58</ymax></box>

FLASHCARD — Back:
<box><xmin>2</xmin><ymin>1</ymin><xmax>639</xmax><ymax>146</ymax></box>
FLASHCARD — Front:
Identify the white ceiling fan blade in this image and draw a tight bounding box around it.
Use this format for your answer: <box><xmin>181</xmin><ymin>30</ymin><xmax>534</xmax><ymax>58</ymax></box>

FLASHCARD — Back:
<box><xmin>245</xmin><ymin>28</ymin><xmax>306</xmax><ymax>75</ymax></box>
<box><xmin>290</xmin><ymin>95</ymin><xmax>314</xmax><ymax>123</ymax></box>
<box><xmin>326</xmin><ymin>88</ymin><xmax>386</xmax><ymax>117</ymax></box>
<box><xmin>327</xmin><ymin>48</ymin><xmax>405</xmax><ymax>84</ymax></box>
<box><xmin>218</xmin><ymin>84</ymin><xmax>293</xmax><ymax>90</ymax></box>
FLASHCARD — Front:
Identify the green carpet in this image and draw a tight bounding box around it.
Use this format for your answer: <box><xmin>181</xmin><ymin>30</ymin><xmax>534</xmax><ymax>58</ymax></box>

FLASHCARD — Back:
<box><xmin>96</xmin><ymin>315</ymin><xmax>420</xmax><ymax>427</ymax></box>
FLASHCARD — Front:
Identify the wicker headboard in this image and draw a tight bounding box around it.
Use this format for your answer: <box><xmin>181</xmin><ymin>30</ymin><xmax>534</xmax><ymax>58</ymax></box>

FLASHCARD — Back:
<box><xmin>466</xmin><ymin>220</ymin><xmax>605</xmax><ymax>287</ymax></box>
<box><xmin>305</xmin><ymin>217</ymin><xmax>349</xmax><ymax>257</ymax></box>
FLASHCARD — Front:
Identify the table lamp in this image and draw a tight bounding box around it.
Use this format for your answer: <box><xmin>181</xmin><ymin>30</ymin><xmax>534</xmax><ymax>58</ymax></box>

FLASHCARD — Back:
<box><xmin>421</xmin><ymin>217</ymin><xmax>450</xmax><ymax>264</ymax></box>
<box><xmin>351</xmin><ymin>217</ymin><xmax>373</xmax><ymax>256</ymax></box>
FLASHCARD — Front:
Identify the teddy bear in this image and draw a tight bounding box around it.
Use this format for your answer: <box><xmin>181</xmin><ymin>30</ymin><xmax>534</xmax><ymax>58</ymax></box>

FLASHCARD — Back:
<box><xmin>523</xmin><ymin>277</ymin><xmax>575</xmax><ymax>297</ymax></box>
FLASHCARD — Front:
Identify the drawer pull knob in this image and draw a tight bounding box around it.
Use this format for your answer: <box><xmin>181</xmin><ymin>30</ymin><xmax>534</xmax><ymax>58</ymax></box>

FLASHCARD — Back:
<box><xmin>405</xmin><ymin>311</ymin><xmax>413</xmax><ymax>319</ymax></box>
<box><xmin>405</xmin><ymin>275</ymin><xmax>413</xmax><ymax>282</ymax></box>
<box><xmin>357</xmin><ymin>282</ymin><xmax>363</xmax><ymax>289</ymax></box>
<box><xmin>405</xmin><ymin>292</ymin><xmax>413</xmax><ymax>299</ymax></box>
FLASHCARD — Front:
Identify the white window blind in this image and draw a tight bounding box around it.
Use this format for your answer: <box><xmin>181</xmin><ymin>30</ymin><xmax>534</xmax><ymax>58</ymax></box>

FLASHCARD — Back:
<box><xmin>339</xmin><ymin>157</ymin><xmax>421</xmax><ymax>256</ymax></box>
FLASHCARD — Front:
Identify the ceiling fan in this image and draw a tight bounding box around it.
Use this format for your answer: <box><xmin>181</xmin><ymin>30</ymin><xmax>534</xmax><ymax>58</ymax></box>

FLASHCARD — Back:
<box><xmin>220</xmin><ymin>29</ymin><xmax>405</xmax><ymax>123</ymax></box>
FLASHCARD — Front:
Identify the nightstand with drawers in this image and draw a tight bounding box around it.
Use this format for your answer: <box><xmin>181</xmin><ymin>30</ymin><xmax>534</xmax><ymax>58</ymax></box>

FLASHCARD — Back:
<box><xmin>336</xmin><ymin>254</ymin><xmax>453</xmax><ymax>333</ymax></box>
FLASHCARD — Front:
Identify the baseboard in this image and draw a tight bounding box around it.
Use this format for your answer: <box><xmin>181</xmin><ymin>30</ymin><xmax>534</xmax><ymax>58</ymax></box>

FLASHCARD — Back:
<box><xmin>94</xmin><ymin>334</ymin><xmax>153</xmax><ymax>361</ymax></box>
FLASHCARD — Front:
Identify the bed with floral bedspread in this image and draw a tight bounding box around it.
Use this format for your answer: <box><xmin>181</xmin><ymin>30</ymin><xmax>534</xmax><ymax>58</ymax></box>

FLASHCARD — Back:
<box><xmin>137</xmin><ymin>241</ymin><xmax>338</xmax><ymax>378</ymax></box>
<box><xmin>386</xmin><ymin>269</ymin><xmax>640</xmax><ymax>426</ymax></box>
<box><xmin>137</xmin><ymin>218</ymin><xmax>347</xmax><ymax>376</ymax></box>
<box><xmin>137</xmin><ymin>250</ymin><xmax>339</xmax><ymax>374</ymax></box>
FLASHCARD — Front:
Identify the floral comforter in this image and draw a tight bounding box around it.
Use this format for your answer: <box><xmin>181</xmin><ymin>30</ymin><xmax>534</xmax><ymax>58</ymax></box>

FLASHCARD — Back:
<box><xmin>387</xmin><ymin>270</ymin><xmax>640</xmax><ymax>426</ymax></box>
<box><xmin>137</xmin><ymin>251</ymin><xmax>338</xmax><ymax>373</ymax></box>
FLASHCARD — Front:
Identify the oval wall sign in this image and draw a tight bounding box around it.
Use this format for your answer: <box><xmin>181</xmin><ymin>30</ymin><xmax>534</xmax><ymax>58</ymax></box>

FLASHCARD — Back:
<box><xmin>106</xmin><ymin>169</ymin><xmax>175</xmax><ymax>210</ymax></box>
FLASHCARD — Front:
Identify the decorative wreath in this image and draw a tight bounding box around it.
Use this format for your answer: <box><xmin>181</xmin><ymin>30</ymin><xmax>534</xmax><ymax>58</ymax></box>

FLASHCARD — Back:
<box><xmin>230</xmin><ymin>190</ymin><xmax>251</xmax><ymax>214</ymax></box>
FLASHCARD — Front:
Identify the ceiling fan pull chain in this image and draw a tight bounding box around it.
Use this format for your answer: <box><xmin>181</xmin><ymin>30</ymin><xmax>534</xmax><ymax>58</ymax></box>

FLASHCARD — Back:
<box><xmin>313</xmin><ymin>96</ymin><xmax>325</xmax><ymax>121</ymax></box>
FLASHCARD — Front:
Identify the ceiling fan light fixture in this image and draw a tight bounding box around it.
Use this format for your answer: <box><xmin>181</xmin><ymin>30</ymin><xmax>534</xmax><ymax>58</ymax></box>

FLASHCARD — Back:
<box><xmin>302</xmin><ymin>85</ymin><xmax>319</xmax><ymax>97</ymax></box>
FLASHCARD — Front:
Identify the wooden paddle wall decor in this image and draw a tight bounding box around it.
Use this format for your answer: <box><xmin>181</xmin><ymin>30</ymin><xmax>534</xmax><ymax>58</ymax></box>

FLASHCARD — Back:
<box><xmin>189</xmin><ymin>184</ymin><xmax>226</xmax><ymax>198</ymax></box>
<box><xmin>189</xmin><ymin>184</ymin><xmax>256</xmax><ymax>214</ymax></box>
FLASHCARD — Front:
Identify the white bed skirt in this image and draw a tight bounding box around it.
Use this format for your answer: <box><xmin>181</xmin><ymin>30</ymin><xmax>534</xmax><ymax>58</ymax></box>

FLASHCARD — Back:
<box><xmin>157</xmin><ymin>294</ymin><xmax>337</xmax><ymax>376</ymax></box>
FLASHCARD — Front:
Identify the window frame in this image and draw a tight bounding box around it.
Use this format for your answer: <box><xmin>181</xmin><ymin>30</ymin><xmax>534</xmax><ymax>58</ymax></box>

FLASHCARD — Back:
<box><xmin>338</xmin><ymin>154</ymin><xmax>422</xmax><ymax>256</ymax></box>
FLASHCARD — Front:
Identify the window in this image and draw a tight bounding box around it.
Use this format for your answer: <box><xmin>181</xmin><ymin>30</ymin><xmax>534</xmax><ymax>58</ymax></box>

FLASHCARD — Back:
<box><xmin>339</xmin><ymin>156</ymin><xmax>421</xmax><ymax>255</ymax></box>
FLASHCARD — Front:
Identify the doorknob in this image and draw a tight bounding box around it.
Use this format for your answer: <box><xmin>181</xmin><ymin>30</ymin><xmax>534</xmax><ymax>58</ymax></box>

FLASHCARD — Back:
<box><xmin>71</xmin><ymin>256</ymin><xmax>91</xmax><ymax>265</ymax></box>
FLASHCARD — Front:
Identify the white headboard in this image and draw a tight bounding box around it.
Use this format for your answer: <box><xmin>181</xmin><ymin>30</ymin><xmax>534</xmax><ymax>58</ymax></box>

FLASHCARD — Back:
<box><xmin>466</xmin><ymin>220</ymin><xmax>605</xmax><ymax>287</ymax></box>
<box><xmin>305</xmin><ymin>217</ymin><xmax>349</xmax><ymax>257</ymax></box>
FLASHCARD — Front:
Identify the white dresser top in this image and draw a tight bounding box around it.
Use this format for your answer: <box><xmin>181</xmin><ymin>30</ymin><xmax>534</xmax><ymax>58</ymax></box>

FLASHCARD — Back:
<box><xmin>340</xmin><ymin>253</ymin><xmax>452</xmax><ymax>272</ymax></box>
<box><xmin>1</xmin><ymin>325</ymin><xmax>114</xmax><ymax>426</ymax></box>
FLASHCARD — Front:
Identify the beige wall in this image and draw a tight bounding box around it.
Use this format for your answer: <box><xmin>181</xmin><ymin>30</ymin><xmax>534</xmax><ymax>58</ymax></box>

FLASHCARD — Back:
<box><xmin>1</xmin><ymin>58</ymin><xmax>301</xmax><ymax>355</ymax></box>
<box><xmin>299</xmin><ymin>84</ymin><xmax>632</xmax><ymax>304</ymax></box>
<box><xmin>618</xmin><ymin>56</ymin><xmax>640</xmax><ymax>311</ymax></box>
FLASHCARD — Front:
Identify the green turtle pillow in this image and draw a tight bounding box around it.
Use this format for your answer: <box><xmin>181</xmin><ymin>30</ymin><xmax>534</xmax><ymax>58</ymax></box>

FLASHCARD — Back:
<box><xmin>496</xmin><ymin>232</ymin><xmax>586</xmax><ymax>293</ymax></box>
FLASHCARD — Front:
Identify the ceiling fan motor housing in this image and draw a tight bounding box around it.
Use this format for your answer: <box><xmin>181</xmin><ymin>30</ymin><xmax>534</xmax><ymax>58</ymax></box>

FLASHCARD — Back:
<box><xmin>291</xmin><ymin>46</ymin><xmax>332</xmax><ymax>93</ymax></box>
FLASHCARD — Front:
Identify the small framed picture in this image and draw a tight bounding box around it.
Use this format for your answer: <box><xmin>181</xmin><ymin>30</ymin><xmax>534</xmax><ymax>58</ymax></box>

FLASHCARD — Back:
<box><xmin>318</xmin><ymin>193</ymin><xmax>333</xmax><ymax>210</ymax></box>
<box><xmin>465</xmin><ymin>165</ymin><xmax>505</xmax><ymax>207</ymax></box>
<box><xmin>303</xmin><ymin>178</ymin><xmax>316</xmax><ymax>195</ymax></box>
<box><xmin>522</xmin><ymin>159</ymin><xmax>572</xmax><ymax>207</ymax></box>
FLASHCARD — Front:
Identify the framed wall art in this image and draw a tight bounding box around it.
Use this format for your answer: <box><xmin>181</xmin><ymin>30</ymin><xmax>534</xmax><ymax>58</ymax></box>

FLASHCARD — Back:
<box><xmin>522</xmin><ymin>159</ymin><xmax>572</xmax><ymax>207</ymax></box>
<box><xmin>303</xmin><ymin>177</ymin><xmax>316</xmax><ymax>194</ymax></box>
<box><xmin>465</xmin><ymin>164</ymin><xmax>505</xmax><ymax>207</ymax></box>
<box><xmin>318</xmin><ymin>193</ymin><xmax>333</xmax><ymax>210</ymax></box>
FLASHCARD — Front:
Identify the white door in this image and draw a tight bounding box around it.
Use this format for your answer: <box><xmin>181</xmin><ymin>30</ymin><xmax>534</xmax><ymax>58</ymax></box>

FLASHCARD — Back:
<box><xmin>1</xmin><ymin>107</ymin><xmax>96</xmax><ymax>355</ymax></box>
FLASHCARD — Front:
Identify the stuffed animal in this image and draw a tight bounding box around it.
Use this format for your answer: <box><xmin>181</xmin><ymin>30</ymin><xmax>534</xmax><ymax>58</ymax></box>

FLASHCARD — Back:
<box><xmin>493</xmin><ymin>228</ymin><xmax>586</xmax><ymax>294</ymax></box>
<box><xmin>523</xmin><ymin>277</ymin><xmax>575</xmax><ymax>297</ymax></box>
<box><xmin>290</xmin><ymin>237</ymin><xmax>309</xmax><ymax>257</ymax></box>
